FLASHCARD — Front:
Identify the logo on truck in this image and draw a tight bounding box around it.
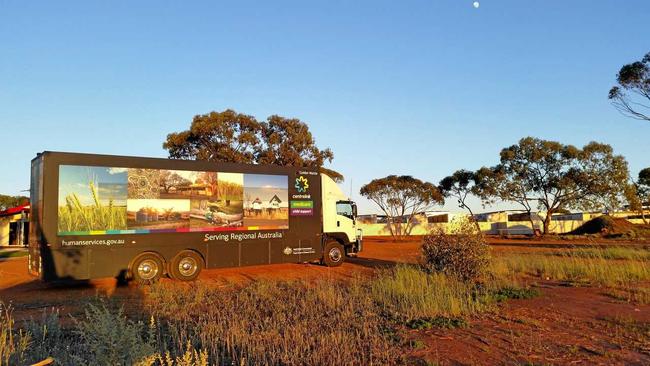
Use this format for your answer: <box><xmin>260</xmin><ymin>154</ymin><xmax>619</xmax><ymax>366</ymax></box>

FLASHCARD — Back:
<box><xmin>295</xmin><ymin>176</ymin><xmax>309</xmax><ymax>193</ymax></box>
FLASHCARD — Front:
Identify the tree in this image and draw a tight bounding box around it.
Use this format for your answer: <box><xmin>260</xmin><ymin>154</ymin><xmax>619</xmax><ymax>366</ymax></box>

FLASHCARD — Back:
<box><xmin>608</xmin><ymin>52</ymin><xmax>650</xmax><ymax>122</ymax></box>
<box><xmin>359</xmin><ymin>175</ymin><xmax>444</xmax><ymax>241</ymax></box>
<box><xmin>474</xmin><ymin>165</ymin><xmax>540</xmax><ymax>234</ymax></box>
<box><xmin>474</xmin><ymin>137</ymin><xmax>630</xmax><ymax>235</ymax></box>
<box><xmin>626</xmin><ymin>168</ymin><xmax>650</xmax><ymax>224</ymax></box>
<box><xmin>164</xmin><ymin>109</ymin><xmax>262</xmax><ymax>163</ymax></box>
<box><xmin>256</xmin><ymin>115</ymin><xmax>342</xmax><ymax>182</ymax></box>
<box><xmin>438</xmin><ymin>170</ymin><xmax>480</xmax><ymax>230</ymax></box>
<box><xmin>163</xmin><ymin>110</ymin><xmax>343</xmax><ymax>182</ymax></box>
<box><xmin>159</xmin><ymin>171</ymin><xmax>191</xmax><ymax>193</ymax></box>
<box><xmin>0</xmin><ymin>195</ymin><xmax>29</xmax><ymax>211</ymax></box>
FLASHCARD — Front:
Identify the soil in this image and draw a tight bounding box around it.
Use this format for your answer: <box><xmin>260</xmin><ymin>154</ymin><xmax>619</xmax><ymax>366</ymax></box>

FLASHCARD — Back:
<box><xmin>1</xmin><ymin>237</ymin><xmax>649</xmax><ymax>365</ymax></box>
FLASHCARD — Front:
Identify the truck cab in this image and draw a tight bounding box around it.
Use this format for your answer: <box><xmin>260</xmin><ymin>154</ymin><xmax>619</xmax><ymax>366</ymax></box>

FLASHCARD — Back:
<box><xmin>321</xmin><ymin>174</ymin><xmax>362</xmax><ymax>264</ymax></box>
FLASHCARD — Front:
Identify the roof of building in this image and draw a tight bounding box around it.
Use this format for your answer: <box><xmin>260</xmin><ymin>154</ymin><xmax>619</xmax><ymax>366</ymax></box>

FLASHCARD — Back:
<box><xmin>0</xmin><ymin>204</ymin><xmax>30</xmax><ymax>218</ymax></box>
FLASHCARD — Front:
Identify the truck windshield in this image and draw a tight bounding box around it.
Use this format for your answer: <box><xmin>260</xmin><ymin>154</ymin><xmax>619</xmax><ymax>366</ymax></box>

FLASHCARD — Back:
<box><xmin>336</xmin><ymin>201</ymin><xmax>354</xmax><ymax>219</ymax></box>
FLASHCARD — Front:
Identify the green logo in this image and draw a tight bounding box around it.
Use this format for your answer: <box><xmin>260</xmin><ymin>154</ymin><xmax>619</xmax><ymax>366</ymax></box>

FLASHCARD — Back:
<box><xmin>295</xmin><ymin>176</ymin><xmax>309</xmax><ymax>193</ymax></box>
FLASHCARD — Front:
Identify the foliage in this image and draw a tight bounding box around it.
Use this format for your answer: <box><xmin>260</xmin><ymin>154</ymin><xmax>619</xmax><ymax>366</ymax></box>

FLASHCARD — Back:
<box><xmin>360</xmin><ymin>175</ymin><xmax>443</xmax><ymax>240</ymax></box>
<box><xmin>406</xmin><ymin>316</ymin><xmax>467</xmax><ymax>330</ymax></box>
<box><xmin>163</xmin><ymin>109</ymin><xmax>343</xmax><ymax>182</ymax></box>
<box><xmin>159</xmin><ymin>171</ymin><xmax>191</xmax><ymax>193</ymax></box>
<box><xmin>0</xmin><ymin>195</ymin><xmax>28</xmax><ymax>211</ymax></box>
<box><xmin>438</xmin><ymin>170</ymin><xmax>480</xmax><ymax>227</ymax></box>
<box><xmin>490</xmin><ymin>287</ymin><xmax>540</xmax><ymax>302</ymax></box>
<box><xmin>420</xmin><ymin>218</ymin><xmax>490</xmax><ymax>282</ymax></box>
<box><xmin>474</xmin><ymin>137</ymin><xmax>631</xmax><ymax>235</ymax></box>
<box><xmin>608</xmin><ymin>52</ymin><xmax>650</xmax><ymax>122</ymax></box>
<box><xmin>72</xmin><ymin>303</ymin><xmax>155</xmax><ymax>365</ymax></box>
<box><xmin>163</xmin><ymin>109</ymin><xmax>261</xmax><ymax>163</ymax></box>
<box><xmin>626</xmin><ymin>168</ymin><xmax>650</xmax><ymax>224</ymax></box>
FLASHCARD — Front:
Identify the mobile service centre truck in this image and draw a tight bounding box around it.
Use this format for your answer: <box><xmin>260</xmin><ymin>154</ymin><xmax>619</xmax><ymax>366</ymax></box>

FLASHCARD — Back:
<box><xmin>28</xmin><ymin>151</ymin><xmax>362</xmax><ymax>282</ymax></box>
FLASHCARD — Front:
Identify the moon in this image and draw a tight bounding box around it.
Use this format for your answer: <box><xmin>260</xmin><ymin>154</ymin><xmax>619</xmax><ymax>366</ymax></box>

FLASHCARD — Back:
<box><xmin>473</xmin><ymin>1</ymin><xmax>480</xmax><ymax>8</ymax></box>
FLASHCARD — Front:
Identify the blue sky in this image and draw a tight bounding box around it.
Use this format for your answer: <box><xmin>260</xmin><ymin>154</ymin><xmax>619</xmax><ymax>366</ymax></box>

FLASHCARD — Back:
<box><xmin>1</xmin><ymin>1</ymin><xmax>649</xmax><ymax>214</ymax></box>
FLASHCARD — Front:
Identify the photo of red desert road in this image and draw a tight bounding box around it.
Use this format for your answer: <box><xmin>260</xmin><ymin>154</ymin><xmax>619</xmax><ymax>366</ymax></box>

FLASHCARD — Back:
<box><xmin>1</xmin><ymin>1</ymin><xmax>648</xmax><ymax>365</ymax></box>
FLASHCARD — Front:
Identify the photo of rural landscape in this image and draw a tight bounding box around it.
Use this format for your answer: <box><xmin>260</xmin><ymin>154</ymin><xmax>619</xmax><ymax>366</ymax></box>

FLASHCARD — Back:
<box><xmin>126</xmin><ymin>199</ymin><xmax>190</xmax><ymax>230</ymax></box>
<box><xmin>243</xmin><ymin>174</ymin><xmax>289</xmax><ymax>228</ymax></box>
<box><xmin>57</xmin><ymin>165</ymin><xmax>128</xmax><ymax>234</ymax></box>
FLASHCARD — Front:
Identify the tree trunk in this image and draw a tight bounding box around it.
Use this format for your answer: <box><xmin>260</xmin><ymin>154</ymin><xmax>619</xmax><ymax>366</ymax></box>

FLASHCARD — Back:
<box><xmin>529</xmin><ymin>211</ymin><xmax>541</xmax><ymax>237</ymax></box>
<box><xmin>465</xmin><ymin>207</ymin><xmax>481</xmax><ymax>233</ymax></box>
<box><xmin>542</xmin><ymin>211</ymin><xmax>553</xmax><ymax>236</ymax></box>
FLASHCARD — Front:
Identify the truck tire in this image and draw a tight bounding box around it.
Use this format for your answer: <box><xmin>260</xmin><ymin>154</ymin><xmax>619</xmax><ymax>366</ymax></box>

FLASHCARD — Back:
<box><xmin>169</xmin><ymin>250</ymin><xmax>204</xmax><ymax>281</ymax></box>
<box><xmin>322</xmin><ymin>240</ymin><xmax>345</xmax><ymax>267</ymax></box>
<box><xmin>130</xmin><ymin>253</ymin><xmax>164</xmax><ymax>284</ymax></box>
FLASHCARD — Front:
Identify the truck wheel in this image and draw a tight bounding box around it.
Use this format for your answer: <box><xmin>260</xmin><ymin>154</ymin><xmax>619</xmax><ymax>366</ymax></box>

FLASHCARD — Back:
<box><xmin>322</xmin><ymin>240</ymin><xmax>345</xmax><ymax>267</ymax></box>
<box><xmin>131</xmin><ymin>253</ymin><xmax>164</xmax><ymax>284</ymax></box>
<box><xmin>169</xmin><ymin>250</ymin><xmax>203</xmax><ymax>281</ymax></box>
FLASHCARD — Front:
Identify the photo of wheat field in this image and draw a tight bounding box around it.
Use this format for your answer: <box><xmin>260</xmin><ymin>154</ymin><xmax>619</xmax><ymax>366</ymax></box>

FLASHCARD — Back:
<box><xmin>58</xmin><ymin>166</ymin><xmax>128</xmax><ymax>233</ymax></box>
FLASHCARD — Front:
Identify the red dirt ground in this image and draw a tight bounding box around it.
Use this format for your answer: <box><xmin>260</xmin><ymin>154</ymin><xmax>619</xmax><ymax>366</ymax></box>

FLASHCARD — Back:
<box><xmin>1</xmin><ymin>237</ymin><xmax>649</xmax><ymax>365</ymax></box>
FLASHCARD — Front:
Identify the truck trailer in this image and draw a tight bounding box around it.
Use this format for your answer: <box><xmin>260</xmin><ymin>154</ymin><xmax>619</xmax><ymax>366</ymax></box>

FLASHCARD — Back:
<box><xmin>28</xmin><ymin>151</ymin><xmax>362</xmax><ymax>282</ymax></box>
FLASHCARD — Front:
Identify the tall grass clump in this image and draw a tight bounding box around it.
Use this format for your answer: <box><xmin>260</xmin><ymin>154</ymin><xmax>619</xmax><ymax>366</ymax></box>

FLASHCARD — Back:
<box><xmin>370</xmin><ymin>265</ymin><xmax>488</xmax><ymax>321</ymax></box>
<box><xmin>495</xmin><ymin>252</ymin><xmax>650</xmax><ymax>286</ymax></box>
<box><xmin>554</xmin><ymin>246</ymin><xmax>650</xmax><ymax>261</ymax></box>
<box><xmin>145</xmin><ymin>279</ymin><xmax>401</xmax><ymax>365</ymax></box>
<box><xmin>420</xmin><ymin>218</ymin><xmax>490</xmax><ymax>282</ymax></box>
<box><xmin>0</xmin><ymin>303</ymin><xmax>30</xmax><ymax>366</ymax></box>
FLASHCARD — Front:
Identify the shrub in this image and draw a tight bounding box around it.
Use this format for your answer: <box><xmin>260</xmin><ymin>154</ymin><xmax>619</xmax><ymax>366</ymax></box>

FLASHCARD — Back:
<box><xmin>71</xmin><ymin>303</ymin><xmax>155</xmax><ymax>365</ymax></box>
<box><xmin>420</xmin><ymin>218</ymin><xmax>490</xmax><ymax>282</ymax></box>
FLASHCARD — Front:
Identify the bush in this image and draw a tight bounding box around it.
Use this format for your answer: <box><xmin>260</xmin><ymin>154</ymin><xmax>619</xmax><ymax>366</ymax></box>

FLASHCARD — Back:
<box><xmin>420</xmin><ymin>218</ymin><xmax>490</xmax><ymax>282</ymax></box>
<box><xmin>71</xmin><ymin>303</ymin><xmax>155</xmax><ymax>365</ymax></box>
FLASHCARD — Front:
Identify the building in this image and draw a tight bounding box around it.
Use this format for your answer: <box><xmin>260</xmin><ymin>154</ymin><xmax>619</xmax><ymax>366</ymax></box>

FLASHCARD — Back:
<box><xmin>0</xmin><ymin>204</ymin><xmax>30</xmax><ymax>246</ymax></box>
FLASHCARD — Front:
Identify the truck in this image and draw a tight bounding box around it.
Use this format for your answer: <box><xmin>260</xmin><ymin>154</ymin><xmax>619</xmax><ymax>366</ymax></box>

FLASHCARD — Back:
<box><xmin>28</xmin><ymin>151</ymin><xmax>362</xmax><ymax>282</ymax></box>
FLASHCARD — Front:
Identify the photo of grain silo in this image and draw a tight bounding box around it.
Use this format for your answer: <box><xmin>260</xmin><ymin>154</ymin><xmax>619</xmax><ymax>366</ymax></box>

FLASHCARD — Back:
<box><xmin>57</xmin><ymin>165</ymin><xmax>128</xmax><ymax>234</ymax></box>
<box><xmin>243</xmin><ymin>174</ymin><xmax>288</xmax><ymax>229</ymax></box>
<box><xmin>126</xmin><ymin>199</ymin><xmax>190</xmax><ymax>230</ymax></box>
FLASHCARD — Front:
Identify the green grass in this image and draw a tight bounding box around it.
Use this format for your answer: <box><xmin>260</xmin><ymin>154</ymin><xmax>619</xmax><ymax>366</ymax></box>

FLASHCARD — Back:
<box><xmin>550</xmin><ymin>247</ymin><xmax>650</xmax><ymax>261</ymax></box>
<box><xmin>370</xmin><ymin>265</ymin><xmax>490</xmax><ymax>321</ymax></box>
<box><xmin>0</xmin><ymin>250</ymin><xmax>28</xmax><ymax>259</ymax></box>
<box><xmin>492</xmin><ymin>251</ymin><xmax>650</xmax><ymax>286</ymax></box>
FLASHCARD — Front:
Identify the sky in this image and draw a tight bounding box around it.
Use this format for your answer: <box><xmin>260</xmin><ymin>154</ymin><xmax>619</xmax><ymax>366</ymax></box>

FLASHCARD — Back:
<box><xmin>1</xmin><ymin>1</ymin><xmax>649</xmax><ymax>214</ymax></box>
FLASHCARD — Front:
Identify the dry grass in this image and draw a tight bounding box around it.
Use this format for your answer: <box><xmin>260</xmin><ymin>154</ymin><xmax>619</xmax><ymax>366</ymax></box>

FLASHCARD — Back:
<box><xmin>492</xmin><ymin>248</ymin><xmax>650</xmax><ymax>287</ymax></box>
<box><xmin>370</xmin><ymin>265</ymin><xmax>489</xmax><ymax>321</ymax></box>
<box><xmin>145</xmin><ymin>279</ymin><xmax>401</xmax><ymax>365</ymax></box>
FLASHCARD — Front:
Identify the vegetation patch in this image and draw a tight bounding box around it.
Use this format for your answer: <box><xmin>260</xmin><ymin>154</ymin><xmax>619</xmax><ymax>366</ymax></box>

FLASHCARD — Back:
<box><xmin>420</xmin><ymin>218</ymin><xmax>490</xmax><ymax>282</ymax></box>
<box><xmin>0</xmin><ymin>250</ymin><xmax>28</xmax><ymax>260</ymax></box>
<box><xmin>406</xmin><ymin>316</ymin><xmax>468</xmax><ymax>330</ymax></box>
<box><xmin>489</xmin><ymin>286</ymin><xmax>540</xmax><ymax>302</ymax></box>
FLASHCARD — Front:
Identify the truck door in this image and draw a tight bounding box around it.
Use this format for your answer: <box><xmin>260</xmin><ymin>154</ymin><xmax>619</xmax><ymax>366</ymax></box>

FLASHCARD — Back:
<box><xmin>335</xmin><ymin>201</ymin><xmax>357</xmax><ymax>243</ymax></box>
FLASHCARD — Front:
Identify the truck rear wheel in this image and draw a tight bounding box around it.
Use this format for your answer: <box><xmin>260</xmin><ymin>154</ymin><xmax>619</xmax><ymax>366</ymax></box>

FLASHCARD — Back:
<box><xmin>169</xmin><ymin>250</ymin><xmax>203</xmax><ymax>281</ymax></box>
<box><xmin>322</xmin><ymin>240</ymin><xmax>345</xmax><ymax>267</ymax></box>
<box><xmin>131</xmin><ymin>253</ymin><xmax>164</xmax><ymax>284</ymax></box>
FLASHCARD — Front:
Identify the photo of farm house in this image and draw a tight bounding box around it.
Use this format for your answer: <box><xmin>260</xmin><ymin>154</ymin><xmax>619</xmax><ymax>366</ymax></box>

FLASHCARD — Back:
<box><xmin>57</xmin><ymin>166</ymin><xmax>128</xmax><ymax>234</ymax></box>
<box><xmin>243</xmin><ymin>174</ymin><xmax>288</xmax><ymax>228</ymax></box>
<box><xmin>126</xmin><ymin>199</ymin><xmax>190</xmax><ymax>230</ymax></box>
